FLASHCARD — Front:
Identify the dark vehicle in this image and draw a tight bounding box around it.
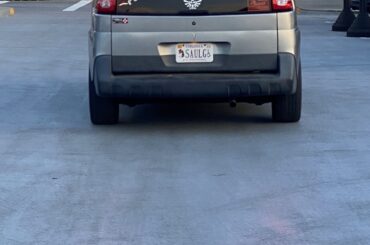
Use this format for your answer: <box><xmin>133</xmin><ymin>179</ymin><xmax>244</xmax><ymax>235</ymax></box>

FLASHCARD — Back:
<box><xmin>351</xmin><ymin>0</ymin><xmax>370</xmax><ymax>11</ymax></box>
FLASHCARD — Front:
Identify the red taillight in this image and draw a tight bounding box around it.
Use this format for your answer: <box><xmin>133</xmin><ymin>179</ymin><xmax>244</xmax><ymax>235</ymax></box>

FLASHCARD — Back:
<box><xmin>272</xmin><ymin>0</ymin><xmax>293</xmax><ymax>12</ymax></box>
<box><xmin>248</xmin><ymin>0</ymin><xmax>293</xmax><ymax>13</ymax></box>
<box><xmin>96</xmin><ymin>0</ymin><xmax>116</xmax><ymax>14</ymax></box>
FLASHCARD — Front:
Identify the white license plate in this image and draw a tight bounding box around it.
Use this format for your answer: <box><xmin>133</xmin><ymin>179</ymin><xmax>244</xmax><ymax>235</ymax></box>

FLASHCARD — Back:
<box><xmin>176</xmin><ymin>43</ymin><xmax>214</xmax><ymax>63</ymax></box>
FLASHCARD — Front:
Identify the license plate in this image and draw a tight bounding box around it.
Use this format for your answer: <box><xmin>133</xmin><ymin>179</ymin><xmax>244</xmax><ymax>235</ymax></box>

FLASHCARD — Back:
<box><xmin>176</xmin><ymin>43</ymin><xmax>214</xmax><ymax>63</ymax></box>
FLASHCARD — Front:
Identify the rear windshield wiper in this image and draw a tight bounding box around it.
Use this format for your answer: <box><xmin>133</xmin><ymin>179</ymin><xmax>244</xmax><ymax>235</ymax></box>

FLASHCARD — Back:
<box><xmin>177</xmin><ymin>10</ymin><xmax>210</xmax><ymax>15</ymax></box>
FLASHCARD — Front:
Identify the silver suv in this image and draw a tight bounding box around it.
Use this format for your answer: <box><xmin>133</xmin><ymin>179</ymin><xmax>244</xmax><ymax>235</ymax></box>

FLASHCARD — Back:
<box><xmin>89</xmin><ymin>0</ymin><xmax>301</xmax><ymax>124</ymax></box>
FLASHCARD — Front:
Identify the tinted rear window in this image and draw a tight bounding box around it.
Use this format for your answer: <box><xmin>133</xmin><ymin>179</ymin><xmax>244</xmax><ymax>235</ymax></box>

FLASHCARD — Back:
<box><xmin>116</xmin><ymin>0</ymin><xmax>255</xmax><ymax>15</ymax></box>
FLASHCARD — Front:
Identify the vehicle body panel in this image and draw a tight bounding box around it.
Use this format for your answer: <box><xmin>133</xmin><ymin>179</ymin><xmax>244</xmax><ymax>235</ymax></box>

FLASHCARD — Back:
<box><xmin>111</xmin><ymin>14</ymin><xmax>278</xmax><ymax>73</ymax></box>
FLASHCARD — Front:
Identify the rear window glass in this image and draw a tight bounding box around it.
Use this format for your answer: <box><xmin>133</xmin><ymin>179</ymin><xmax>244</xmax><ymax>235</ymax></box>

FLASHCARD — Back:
<box><xmin>116</xmin><ymin>0</ymin><xmax>255</xmax><ymax>15</ymax></box>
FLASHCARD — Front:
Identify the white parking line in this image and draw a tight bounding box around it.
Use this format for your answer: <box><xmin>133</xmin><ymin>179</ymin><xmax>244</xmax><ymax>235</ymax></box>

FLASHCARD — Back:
<box><xmin>63</xmin><ymin>0</ymin><xmax>92</xmax><ymax>12</ymax></box>
<box><xmin>0</xmin><ymin>1</ymin><xmax>9</xmax><ymax>4</ymax></box>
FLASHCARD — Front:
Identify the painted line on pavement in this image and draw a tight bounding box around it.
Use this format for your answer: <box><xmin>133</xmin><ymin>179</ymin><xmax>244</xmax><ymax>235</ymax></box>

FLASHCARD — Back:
<box><xmin>63</xmin><ymin>0</ymin><xmax>92</xmax><ymax>12</ymax></box>
<box><xmin>0</xmin><ymin>1</ymin><xmax>9</xmax><ymax>4</ymax></box>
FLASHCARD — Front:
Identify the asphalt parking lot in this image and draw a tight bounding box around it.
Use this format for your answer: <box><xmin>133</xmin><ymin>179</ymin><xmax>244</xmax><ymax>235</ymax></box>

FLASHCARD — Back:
<box><xmin>1</xmin><ymin>2</ymin><xmax>370</xmax><ymax>244</ymax></box>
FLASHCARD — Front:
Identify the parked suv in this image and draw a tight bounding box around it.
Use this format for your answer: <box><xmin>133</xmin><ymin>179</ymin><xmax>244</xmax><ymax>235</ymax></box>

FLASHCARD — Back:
<box><xmin>89</xmin><ymin>0</ymin><xmax>302</xmax><ymax>124</ymax></box>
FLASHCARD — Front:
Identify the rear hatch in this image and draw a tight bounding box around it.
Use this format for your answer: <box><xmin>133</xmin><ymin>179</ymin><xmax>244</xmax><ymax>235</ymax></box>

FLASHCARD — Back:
<box><xmin>111</xmin><ymin>0</ymin><xmax>278</xmax><ymax>74</ymax></box>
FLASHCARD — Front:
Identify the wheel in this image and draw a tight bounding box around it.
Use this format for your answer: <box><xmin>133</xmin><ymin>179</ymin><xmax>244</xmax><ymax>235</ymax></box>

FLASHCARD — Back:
<box><xmin>89</xmin><ymin>71</ymin><xmax>119</xmax><ymax>125</ymax></box>
<box><xmin>272</xmin><ymin>65</ymin><xmax>302</xmax><ymax>123</ymax></box>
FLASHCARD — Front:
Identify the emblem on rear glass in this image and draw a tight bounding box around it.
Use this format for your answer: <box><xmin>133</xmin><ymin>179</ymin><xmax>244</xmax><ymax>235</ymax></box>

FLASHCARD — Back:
<box><xmin>119</xmin><ymin>0</ymin><xmax>138</xmax><ymax>6</ymax></box>
<box><xmin>183</xmin><ymin>0</ymin><xmax>202</xmax><ymax>10</ymax></box>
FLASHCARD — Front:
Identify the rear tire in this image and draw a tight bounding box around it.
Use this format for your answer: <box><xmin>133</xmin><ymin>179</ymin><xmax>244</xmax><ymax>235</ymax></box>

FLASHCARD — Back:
<box><xmin>89</xmin><ymin>71</ymin><xmax>119</xmax><ymax>125</ymax></box>
<box><xmin>272</xmin><ymin>65</ymin><xmax>302</xmax><ymax>123</ymax></box>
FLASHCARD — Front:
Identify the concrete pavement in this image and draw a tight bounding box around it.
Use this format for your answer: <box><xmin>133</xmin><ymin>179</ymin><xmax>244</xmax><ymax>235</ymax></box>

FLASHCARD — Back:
<box><xmin>296</xmin><ymin>0</ymin><xmax>342</xmax><ymax>10</ymax></box>
<box><xmin>1</xmin><ymin>2</ymin><xmax>370</xmax><ymax>245</ymax></box>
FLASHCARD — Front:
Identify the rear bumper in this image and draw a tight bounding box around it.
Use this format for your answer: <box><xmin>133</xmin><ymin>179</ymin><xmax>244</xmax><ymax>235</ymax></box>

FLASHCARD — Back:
<box><xmin>93</xmin><ymin>53</ymin><xmax>299</xmax><ymax>102</ymax></box>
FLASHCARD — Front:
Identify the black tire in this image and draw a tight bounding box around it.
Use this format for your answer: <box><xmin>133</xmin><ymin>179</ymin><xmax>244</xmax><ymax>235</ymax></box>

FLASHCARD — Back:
<box><xmin>272</xmin><ymin>65</ymin><xmax>302</xmax><ymax>123</ymax></box>
<box><xmin>89</xmin><ymin>72</ymin><xmax>119</xmax><ymax>125</ymax></box>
